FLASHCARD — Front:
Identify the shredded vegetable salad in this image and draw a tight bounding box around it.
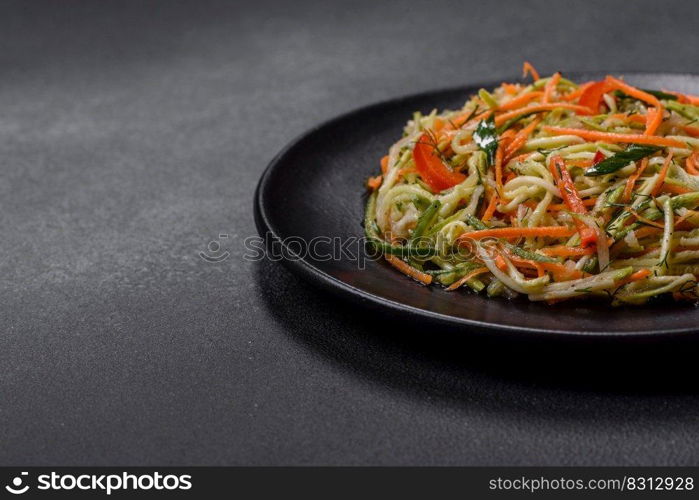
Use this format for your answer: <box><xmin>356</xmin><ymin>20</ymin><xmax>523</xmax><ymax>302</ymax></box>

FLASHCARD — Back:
<box><xmin>364</xmin><ymin>63</ymin><xmax>699</xmax><ymax>305</ymax></box>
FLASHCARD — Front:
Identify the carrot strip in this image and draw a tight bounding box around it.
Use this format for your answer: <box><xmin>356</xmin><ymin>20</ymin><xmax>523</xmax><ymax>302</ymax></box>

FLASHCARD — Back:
<box><xmin>662</xmin><ymin>183</ymin><xmax>692</xmax><ymax>195</ymax></box>
<box><xmin>494</xmin><ymin>254</ymin><xmax>508</xmax><ymax>271</ymax></box>
<box><xmin>650</xmin><ymin>151</ymin><xmax>674</xmax><ymax>197</ymax></box>
<box><xmin>605</xmin><ymin>76</ymin><xmax>664</xmax><ymax>136</ymax></box>
<box><xmin>506</xmin><ymin>252</ymin><xmax>584</xmax><ymax>280</ymax></box>
<box><xmin>446</xmin><ymin>267</ymin><xmax>489</xmax><ymax>291</ymax></box>
<box><xmin>543</xmin><ymin>72</ymin><xmax>561</xmax><ymax>103</ymax></box>
<box><xmin>384</xmin><ymin>255</ymin><xmax>432</xmax><ymax>285</ymax></box>
<box><xmin>539</xmin><ymin>245</ymin><xmax>596</xmax><ymax>257</ymax></box>
<box><xmin>522</xmin><ymin>61</ymin><xmax>540</xmax><ymax>81</ymax></box>
<box><xmin>482</xmin><ymin>195</ymin><xmax>499</xmax><ymax>222</ymax></box>
<box><xmin>506</xmin><ymin>152</ymin><xmax>535</xmax><ymax>165</ymax></box>
<box><xmin>458</xmin><ymin>226</ymin><xmax>575</xmax><ymax>241</ymax></box>
<box><xmin>498</xmin><ymin>91</ymin><xmax>544</xmax><ymax>111</ymax></box>
<box><xmin>616</xmin><ymin>268</ymin><xmax>652</xmax><ymax>287</ymax></box>
<box><xmin>548</xmin><ymin>155</ymin><xmax>597</xmax><ymax>246</ymax></box>
<box><xmin>366</xmin><ymin>175</ymin><xmax>382</xmax><ymax>190</ymax></box>
<box><xmin>623</xmin><ymin>158</ymin><xmax>649</xmax><ymax>203</ymax></box>
<box><xmin>448</xmin><ymin>110</ymin><xmax>490</xmax><ymax>130</ymax></box>
<box><xmin>546</xmin><ymin>198</ymin><xmax>597</xmax><ymax>212</ymax></box>
<box><xmin>687</xmin><ymin>152</ymin><xmax>699</xmax><ymax>175</ymax></box>
<box><xmin>561</xmin><ymin>81</ymin><xmax>593</xmax><ymax>102</ymax></box>
<box><xmin>684</xmin><ymin>125</ymin><xmax>699</xmax><ymax>138</ymax></box>
<box><xmin>609</xmin><ymin>113</ymin><xmax>647</xmax><ymax>124</ymax></box>
<box><xmin>504</xmin><ymin>118</ymin><xmax>541</xmax><ymax>160</ymax></box>
<box><xmin>565</xmin><ymin>158</ymin><xmax>594</xmax><ymax>168</ymax></box>
<box><xmin>502</xmin><ymin>83</ymin><xmax>520</xmax><ymax>95</ymax></box>
<box><xmin>380</xmin><ymin>155</ymin><xmax>389</xmax><ymax>175</ymax></box>
<box><xmin>542</xmin><ymin>126</ymin><xmax>685</xmax><ymax>148</ymax></box>
<box><xmin>494</xmin><ymin>146</ymin><xmax>505</xmax><ymax>196</ymax></box>
<box><xmin>633</xmin><ymin>226</ymin><xmax>663</xmax><ymax>240</ymax></box>
<box><xmin>632</xmin><ymin>269</ymin><xmax>652</xmax><ymax>281</ymax></box>
<box><xmin>495</xmin><ymin>104</ymin><xmax>592</xmax><ymax>126</ymax></box>
<box><xmin>628</xmin><ymin>208</ymin><xmax>665</xmax><ymax>229</ymax></box>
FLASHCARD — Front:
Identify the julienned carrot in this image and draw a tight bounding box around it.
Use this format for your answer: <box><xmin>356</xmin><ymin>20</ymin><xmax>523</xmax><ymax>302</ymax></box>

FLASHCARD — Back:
<box><xmin>609</xmin><ymin>113</ymin><xmax>647</xmax><ymax>124</ymax></box>
<box><xmin>502</xmin><ymin>83</ymin><xmax>520</xmax><ymax>95</ymax></box>
<box><xmin>380</xmin><ymin>155</ymin><xmax>389</xmax><ymax>175</ymax></box>
<box><xmin>367</xmin><ymin>175</ymin><xmax>382</xmax><ymax>190</ymax></box>
<box><xmin>458</xmin><ymin>226</ymin><xmax>575</xmax><ymax>241</ymax></box>
<box><xmin>522</xmin><ymin>61</ymin><xmax>540</xmax><ymax>81</ymax></box>
<box><xmin>687</xmin><ymin>152</ymin><xmax>699</xmax><ymax>175</ymax></box>
<box><xmin>543</xmin><ymin>72</ymin><xmax>561</xmax><ymax>103</ymax></box>
<box><xmin>539</xmin><ymin>245</ymin><xmax>596</xmax><ymax>257</ymax></box>
<box><xmin>495</xmin><ymin>103</ymin><xmax>592</xmax><ymax>126</ymax></box>
<box><xmin>644</xmin><ymin>108</ymin><xmax>661</xmax><ymax>136</ymax></box>
<box><xmin>498</xmin><ymin>91</ymin><xmax>544</xmax><ymax>111</ymax></box>
<box><xmin>495</xmin><ymin>130</ymin><xmax>515</xmax><ymax>194</ymax></box>
<box><xmin>604</xmin><ymin>76</ymin><xmax>663</xmax><ymax>136</ymax></box>
<box><xmin>561</xmin><ymin>81</ymin><xmax>593</xmax><ymax>102</ymax></box>
<box><xmin>482</xmin><ymin>195</ymin><xmax>499</xmax><ymax>222</ymax></box>
<box><xmin>544</xmin><ymin>198</ymin><xmax>597</xmax><ymax>212</ymax></box>
<box><xmin>627</xmin><ymin>208</ymin><xmax>664</xmax><ymax>229</ymax></box>
<box><xmin>623</xmin><ymin>157</ymin><xmax>649</xmax><ymax>202</ymax></box>
<box><xmin>506</xmin><ymin>252</ymin><xmax>584</xmax><ymax>280</ymax></box>
<box><xmin>542</xmin><ymin>126</ymin><xmax>685</xmax><ymax>148</ymax></box>
<box><xmin>616</xmin><ymin>268</ymin><xmax>652</xmax><ymax>287</ymax></box>
<box><xmin>633</xmin><ymin>226</ymin><xmax>662</xmax><ymax>240</ymax></box>
<box><xmin>565</xmin><ymin>158</ymin><xmax>594</xmax><ymax>168</ymax></box>
<box><xmin>685</xmin><ymin>126</ymin><xmax>699</xmax><ymax>138</ymax></box>
<box><xmin>448</xmin><ymin>110</ymin><xmax>490</xmax><ymax>130</ymax></box>
<box><xmin>662</xmin><ymin>184</ymin><xmax>692</xmax><ymax>195</ymax></box>
<box><xmin>548</xmin><ymin>155</ymin><xmax>597</xmax><ymax>246</ymax></box>
<box><xmin>504</xmin><ymin>118</ymin><xmax>541</xmax><ymax>160</ymax></box>
<box><xmin>494</xmin><ymin>254</ymin><xmax>508</xmax><ymax>271</ymax></box>
<box><xmin>506</xmin><ymin>152</ymin><xmax>535</xmax><ymax>165</ymax></box>
<box><xmin>384</xmin><ymin>254</ymin><xmax>432</xmax><ymax>285</ymax></box>
<box><xmin>503</xmin><ymin>252</ymin><xmax>543</xmax><ymax>276</ymax></box>
<box><xmin>446</xmin><ymin>267</ymin><xmax>489</xmax><ymax>291</ymax></box>
<box><xmin>650</xmin><ymin>151</ymin><xmax>674</xmax><ymax>196</ymax></box>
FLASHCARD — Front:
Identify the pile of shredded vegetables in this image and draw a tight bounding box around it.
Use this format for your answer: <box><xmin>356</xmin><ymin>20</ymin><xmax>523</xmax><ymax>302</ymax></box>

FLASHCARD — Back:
<box><xmin>364</xmin><ymin>63</ymin><xmax>699</xmax><ymax>305</ymax></box>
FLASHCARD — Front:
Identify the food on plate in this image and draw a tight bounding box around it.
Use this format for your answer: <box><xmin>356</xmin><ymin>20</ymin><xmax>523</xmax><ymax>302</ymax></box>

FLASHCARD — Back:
<box><xmin>364</xmin><ymin>63</ymin><xmax>699</xmax><ymax>305</ymax></box>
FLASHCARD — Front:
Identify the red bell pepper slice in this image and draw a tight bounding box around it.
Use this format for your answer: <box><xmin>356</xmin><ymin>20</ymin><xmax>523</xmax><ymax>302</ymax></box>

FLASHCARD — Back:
<box><xmin>549</xmin><ymin>155</ymin><xmax>598</xmax><ymax>247</ymax></box>
<box><xmin>412</xmin><ymin>133</ymin><xmax>466</xmax><ymax>192</ymax></box>
<box><xmin>578</xmin><ymin>81</ymin><xmax>610</xmax><ymax>115</ymax></box>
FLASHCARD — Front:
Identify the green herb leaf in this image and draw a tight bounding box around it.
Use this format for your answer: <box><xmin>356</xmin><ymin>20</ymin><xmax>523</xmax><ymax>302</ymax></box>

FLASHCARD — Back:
<box><xmin>473</xmin><ymin>115</ymin><xmax>498</xmax><ymax>167</ymax></box>
<box><xmin>614</xmin><ymin>88</ymin><xmax>678</xmax><ymax>101</ymax></box>
<box><xmin>584</xmin><ymin>144</ymin><xmax>660</xmax><ymax>177</ymax></box>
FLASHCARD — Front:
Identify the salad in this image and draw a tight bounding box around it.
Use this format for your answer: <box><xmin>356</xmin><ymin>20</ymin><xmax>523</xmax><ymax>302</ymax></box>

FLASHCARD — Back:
<box><xmin>364</xmin><ymin>63</ymin><xmax>699</xmax><ymax>305</ymax></box>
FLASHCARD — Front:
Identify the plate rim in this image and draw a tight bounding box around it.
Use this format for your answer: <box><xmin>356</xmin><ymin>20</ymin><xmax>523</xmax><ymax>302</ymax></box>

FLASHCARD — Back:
<box><xmin>254</xmin><ymin>71</ymin><xmax>699</xmax><ymax>339</ymax></box>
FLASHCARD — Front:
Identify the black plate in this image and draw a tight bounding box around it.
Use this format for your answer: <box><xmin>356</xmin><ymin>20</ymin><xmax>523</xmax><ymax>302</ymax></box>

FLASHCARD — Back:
<box><xmin>254</xmin><ymin>72</ymin><xmax>699</xmax><ymax>339</ymax></box>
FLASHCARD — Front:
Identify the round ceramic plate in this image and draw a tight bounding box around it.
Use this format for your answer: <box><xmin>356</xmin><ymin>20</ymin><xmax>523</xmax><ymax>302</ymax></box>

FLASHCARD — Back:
<box><xmin>254</xmin><ymin>72</ymin><xmax>699</xmax><ymax>338</ymax></box>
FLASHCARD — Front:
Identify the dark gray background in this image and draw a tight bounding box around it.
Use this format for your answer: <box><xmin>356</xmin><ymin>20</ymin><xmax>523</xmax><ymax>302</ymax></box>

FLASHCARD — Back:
<box><xmin>2</xmin><ymin>0</ymin><xmax>699</xmax><ymax>466</ymax></box>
